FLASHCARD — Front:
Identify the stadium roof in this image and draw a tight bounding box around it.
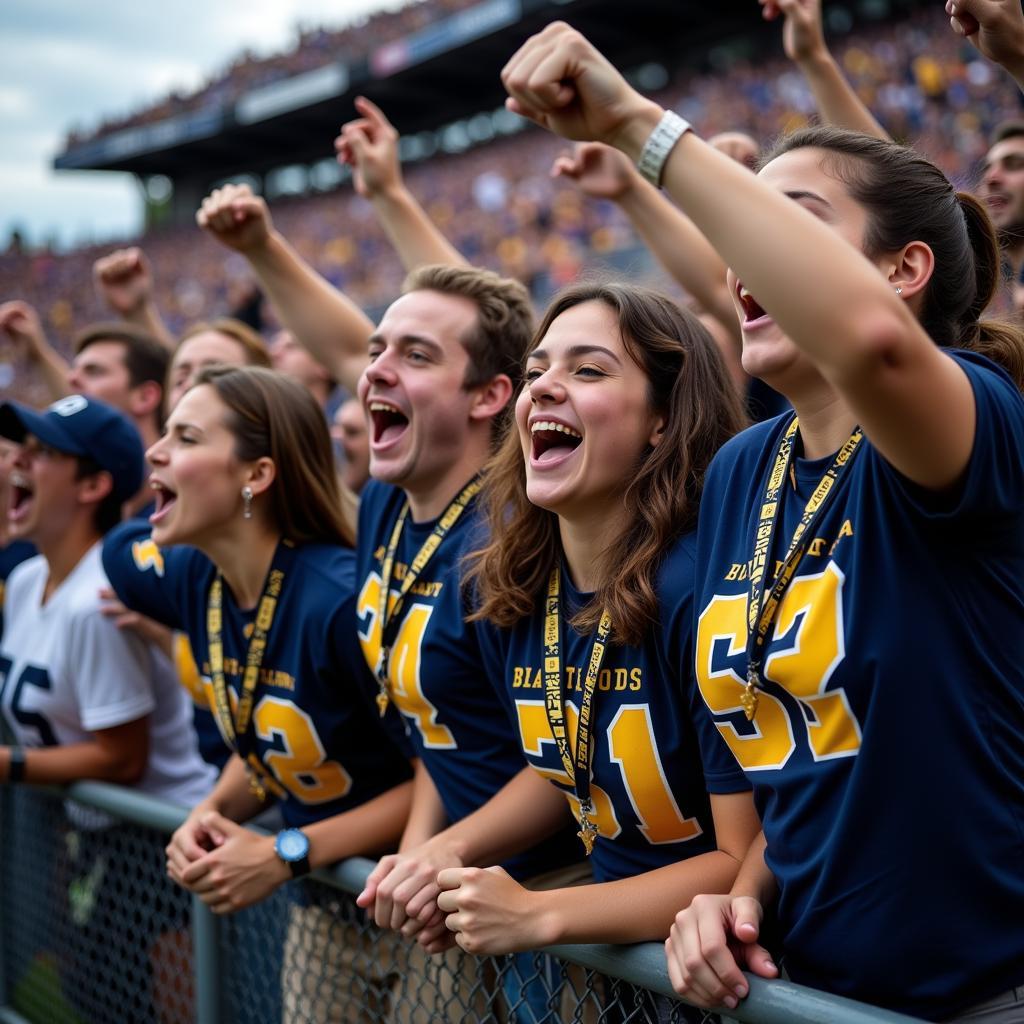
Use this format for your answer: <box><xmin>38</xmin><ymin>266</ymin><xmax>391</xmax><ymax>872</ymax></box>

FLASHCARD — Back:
<box><xmin>53</xmin><ymin>0</ymin><xmax>761</xmax><ymax>181</ymax></box>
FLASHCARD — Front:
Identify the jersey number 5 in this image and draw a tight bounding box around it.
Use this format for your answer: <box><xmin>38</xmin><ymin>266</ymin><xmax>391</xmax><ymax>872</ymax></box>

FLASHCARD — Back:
<box><xmin>695</xmin><ymin>562</ymin><xmax>862</xmax><ymax>771</ymax></box>
<box><xmin>0</xmin><ymin>656</ymin><xmax>58</xmax><ymax>747</ymax></box>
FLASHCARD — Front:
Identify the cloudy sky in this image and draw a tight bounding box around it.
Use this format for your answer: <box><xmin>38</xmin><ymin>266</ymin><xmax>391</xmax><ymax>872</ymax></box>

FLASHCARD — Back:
<box><xmin>0</xmin><ymin>1</ymin><xmax>405</xmax><ymax>250</ymax></box>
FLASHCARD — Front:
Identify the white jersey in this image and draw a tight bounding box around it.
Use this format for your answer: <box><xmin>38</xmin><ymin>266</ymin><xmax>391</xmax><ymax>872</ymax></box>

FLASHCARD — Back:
<box><xmin>0</xmin><ymin>544</ymin><xmax>214</xmax><ymax>806</ymax></box>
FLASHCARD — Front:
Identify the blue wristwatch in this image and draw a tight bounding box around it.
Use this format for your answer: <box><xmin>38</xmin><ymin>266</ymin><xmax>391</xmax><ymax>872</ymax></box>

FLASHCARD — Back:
<box><xmin>274</xmin><ymin>828</ymin><xmax>311</xmax><ymax>878</ymax></box>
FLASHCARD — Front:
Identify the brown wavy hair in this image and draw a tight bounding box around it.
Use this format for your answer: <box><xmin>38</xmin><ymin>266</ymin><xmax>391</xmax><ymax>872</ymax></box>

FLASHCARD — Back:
<box><xmin>764</xmin><ymin>126</ymin><xmax>1024</xmax><ymax>389</ymax></box>
<box><xmin>465</xmin><ymin>283</ymin><xmax>746</xmax><ymax>646</ymax></box>
<box><xmin>195</xmin><ymin>365</ymin><xmax>354</xmax><ymax>548</ymax></box>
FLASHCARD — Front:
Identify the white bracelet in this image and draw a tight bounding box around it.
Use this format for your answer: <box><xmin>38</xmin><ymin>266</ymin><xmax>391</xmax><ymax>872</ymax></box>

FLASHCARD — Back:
<box><xmin>636</xmin><ymin>110</ymin><xmax>693</xmax><ymax>188</ymax></box>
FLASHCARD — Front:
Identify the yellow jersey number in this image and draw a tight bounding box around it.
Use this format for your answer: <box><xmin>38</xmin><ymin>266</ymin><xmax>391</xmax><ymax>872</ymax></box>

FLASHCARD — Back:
<box><xmin>199</xmin><ymin>681</ymin><xmax>352</xmax><ymax>805</ymax></box>
<box><xmin>695</xmin><ymin>562</ymin><xmax>862</xmax><ymax>772</ymax></box>
<box><xmin>357</xmin><ymin>572</ymin><xmax>456</xmax><ymax>750</ymax></box>
<box><xmin>514</xmin><ymin>700</ymin><xmax>703</xmax><ymax>846</ymax></box>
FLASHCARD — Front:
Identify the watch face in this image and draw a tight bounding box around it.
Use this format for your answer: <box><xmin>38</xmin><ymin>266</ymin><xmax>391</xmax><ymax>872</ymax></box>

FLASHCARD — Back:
<box><xmin>276</xmin><ymin>829</ymin><xmax>309</xmax><ymax>861</ymax></box>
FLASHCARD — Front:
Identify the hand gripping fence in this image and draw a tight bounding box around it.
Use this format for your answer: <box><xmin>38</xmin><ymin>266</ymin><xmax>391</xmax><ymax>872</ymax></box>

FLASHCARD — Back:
<box><xmin>0</xmin><ymin>782</ymin><xmax>923</xmax><ymax>1024</ymax></box>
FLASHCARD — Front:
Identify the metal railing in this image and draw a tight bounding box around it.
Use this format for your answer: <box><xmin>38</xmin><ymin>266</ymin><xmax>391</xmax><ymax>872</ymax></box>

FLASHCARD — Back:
<box><xmin>0</xmin><ymin>782</ymin><xmax>921</xmax><ymax>1024</ymax></box>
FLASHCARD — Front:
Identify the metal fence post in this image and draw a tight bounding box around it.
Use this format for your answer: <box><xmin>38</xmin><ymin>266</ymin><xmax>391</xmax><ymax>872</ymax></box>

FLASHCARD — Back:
<box><xmin>0</xmin><ymin>788</ymin><xmax>8</xmax><ymax>1011</ymax></box>
<box><xmin>193</xmin><ymin>895</ymin><xmax>223</xmax><ymax>1024</ymax></box>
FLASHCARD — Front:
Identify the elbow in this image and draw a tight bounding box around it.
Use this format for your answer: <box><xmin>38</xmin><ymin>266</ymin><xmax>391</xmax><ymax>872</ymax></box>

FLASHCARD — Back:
<box><xmin>105</xmin><ymin>747</ymin><xmax>148</xmax><ymax>786</ymax></box>
<box><xmin>831</xmin><ymin>310</ymin><xmax>910</xmax><ymax>388</ymax></box>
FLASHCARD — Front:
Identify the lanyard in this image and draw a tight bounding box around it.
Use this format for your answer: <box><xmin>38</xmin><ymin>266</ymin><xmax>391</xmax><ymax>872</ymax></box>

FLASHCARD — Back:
<box><xmin>542</xmin><ymin>567</ymin><xmax>612</xmax><ymax>856</ymax></box>
<box><xmin>742</xmin><ymin>416</ymin><xmax>864</xmax><ymax>720</ymax></box>
<box><xmin>375</xmin><ymin>475</ymin><xmax>483</xmax><ymax>715</ymax></box>
<box><xmin>207</xmin><ymin>539</ymin><xmax>294</xmax><ymax>800</ymax></box>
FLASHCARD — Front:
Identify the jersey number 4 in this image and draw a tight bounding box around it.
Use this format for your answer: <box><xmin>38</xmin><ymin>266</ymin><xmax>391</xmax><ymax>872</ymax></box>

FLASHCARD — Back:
<box><xmin>356</xmin><ymin>572</ymin><xmax>456</xmax><ymax>750</ymax></box>
<box><xmin>695</xmin><ymin>562</ymin><xmax>862</xmax><ymax>771</ymax></box>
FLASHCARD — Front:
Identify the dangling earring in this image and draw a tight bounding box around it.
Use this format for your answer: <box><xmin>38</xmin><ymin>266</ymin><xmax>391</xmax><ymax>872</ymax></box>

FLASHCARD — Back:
<box><xmin>895</xmin><ymin>285</ymin><xmax>903</xmax><ymax>296</ymax></box>
<box><xmin>242</xmin><ymin>485</ymin><xmax>254</xmax><ymax>519</ymax></box>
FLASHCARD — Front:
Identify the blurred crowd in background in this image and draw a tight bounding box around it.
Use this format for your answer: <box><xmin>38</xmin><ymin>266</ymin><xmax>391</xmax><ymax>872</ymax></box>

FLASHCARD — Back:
<box><xmin>3</xmin><ymin>7</ymin><xmax>1023</xmax><ymax>411</ymax></box>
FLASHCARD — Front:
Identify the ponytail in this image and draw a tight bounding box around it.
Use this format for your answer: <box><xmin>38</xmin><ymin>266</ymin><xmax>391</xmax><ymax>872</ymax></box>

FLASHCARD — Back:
<box><xmin>956</xmin><ymin>191</ymin><xmax>1024</xmax><ymax>390</ymax></box>
<box><xmin>763</xmin><ymin>128</ymin><xmax>1024</xmax><ymax>393</ymax></box>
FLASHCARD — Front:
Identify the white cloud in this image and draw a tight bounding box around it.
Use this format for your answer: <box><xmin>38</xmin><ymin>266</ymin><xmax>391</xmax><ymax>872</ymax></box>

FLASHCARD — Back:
<box><xmin>0</xmin><ymin>0</ymin><xmax>405</xmax><ymax>248</ymax></box>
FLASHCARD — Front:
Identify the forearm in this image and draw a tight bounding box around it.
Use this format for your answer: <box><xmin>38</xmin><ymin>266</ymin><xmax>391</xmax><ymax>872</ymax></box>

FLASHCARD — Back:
<box><xmin>124</xmin><ymin>300</ymin><xmax>175</xmax><ymax>352</ymax></box>
<box><xmin>245</xmin><ymin>231</ymin><xmax>373</xmax><ymax>393</ymax></box>
<box><xmin>1</xmin><ymin>742</ymin><xmax>143</xmax><ymax>786</ymax></box>
<box><xmin>537</xmin><ymin>849</ymin><xmax>743</xmax><ymax>946</ymax></box>
<box><xmin>370</xmin><ymin>186</ymin><xmax>469</xmax><ymax>272</ymax></box>
<box><xmin>29</xmin><ymin>345</ymin><xmax>71</xmax><ymax>401</ymax></box>
<box><xmin>429</xmin><ymin>767</ymin><xmax>570</xmax><ymax>867</ymax></box>
<box><xmin>796</xmin><ymin>50</ymin><xmax>889</xmax><ymax>140</ymax></box>
<box><xmin>617</xmin><ymin>113</ymin><xmax>916</xmax><ymax>380</ymax></box>
<box><xmin>204</xmin><ymin>754</ymin><xmax>268</xmax><ymax>823</ymax></box>
<box><xmin>728</xmin><ymin>831</ymin><xmax>777</xmax><ymax>906</ymax></box>
<box><xmin>303</xmin><ymin>780</ymin><xmax>413</xmax><ymax>868</ymax></box>
<box><xmin>398</xmin><ymin>759</ymin><xmax>450</xmax><ymax>850</ymax></box>
<box><xmin>618</xmin><ymin>182</ymin><xmax>738</xmax><ymax>341</ymax></box>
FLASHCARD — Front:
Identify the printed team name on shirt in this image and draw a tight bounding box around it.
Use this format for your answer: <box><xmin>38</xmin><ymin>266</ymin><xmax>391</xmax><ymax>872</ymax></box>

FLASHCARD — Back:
<box><xmin>109</xmin><ymin>519</ymin><xmax>413</xmax><ymax>826</ymax></box>
<box><xmin>198</xmin><ymin>659</ymin><xmax>297</xmax><ymax>693</ymax></box>
<box><xmin>721</xmin><ymin>518</ymin><xmax>855</xmax><ymax>581</ymax></box>
<box><xmin>369</xmin><ymin>547</ymin><xmax>444</xmax><ymax>597</ymax></box>
<box><xmin>511</xmin><ymin>664</ymin><xmax>644</xmax><ymax>692</ymax></box>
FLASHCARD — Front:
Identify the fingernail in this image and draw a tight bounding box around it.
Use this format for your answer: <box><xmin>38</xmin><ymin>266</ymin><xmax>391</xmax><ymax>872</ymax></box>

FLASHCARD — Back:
<box><xmin>734</xmin><ymin>984</ymin><xmax>748</xmax><ymax>998</ymax></box>
<box><xmin>724</xmin><ymin>996</ymin><xmax>737</xmax><ymax>1009</ymax></box>
<box><xmin>765</xmin><ymin>960</ymin><xmax>777</xmax><ymax>972</ymax></box>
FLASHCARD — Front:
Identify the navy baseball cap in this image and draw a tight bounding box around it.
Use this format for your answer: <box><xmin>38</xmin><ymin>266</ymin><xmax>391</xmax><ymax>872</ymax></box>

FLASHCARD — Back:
<box><xmin>0</xmin><ymin>395</ymin><xmax>145</xmax><ymax>503</ymax></box>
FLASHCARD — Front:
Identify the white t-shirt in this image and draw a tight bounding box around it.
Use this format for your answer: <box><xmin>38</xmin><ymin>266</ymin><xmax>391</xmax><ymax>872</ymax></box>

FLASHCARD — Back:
<box><xmin>0</xmin><ymin>544</ymin><xmax>214</xmax><ymax>806</ymax></box>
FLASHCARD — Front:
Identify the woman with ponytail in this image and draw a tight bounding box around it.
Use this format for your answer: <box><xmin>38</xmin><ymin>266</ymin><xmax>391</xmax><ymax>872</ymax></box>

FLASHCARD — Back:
<box><xmin>501</xmin><ymin>26</ymin><xmax>1024</xmax><ymax>1021</ymax></box>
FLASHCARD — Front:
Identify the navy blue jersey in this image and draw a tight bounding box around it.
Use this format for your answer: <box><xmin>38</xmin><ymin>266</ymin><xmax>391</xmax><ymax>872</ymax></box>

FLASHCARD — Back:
<box><xmin>356</xmin><ymin>479</ymin><xmax>580</xmax><ymax>879</ymax></box>
<box><xmin>693</xmin><ymin>350</ymin><xmax>1024</xmax><ymax>1018</ymax></box>
<box><xmin>745</xmin><ymin>377</ymin><xmax>789</xmax><ymax>424</ymax></box>
<box><xmin>0</xmin><ymin>540</ymin><xmax>35</xmax><ymax>640</ymax></box>
<box><xmin>103</xmin><ymin>520</ymin><xmax>412</xmax><ymax>828</ymax></box>
<box><xmin>476</xmin><ymin>534</ymin><xmax>749</xmax><ymax>884</ymax></box>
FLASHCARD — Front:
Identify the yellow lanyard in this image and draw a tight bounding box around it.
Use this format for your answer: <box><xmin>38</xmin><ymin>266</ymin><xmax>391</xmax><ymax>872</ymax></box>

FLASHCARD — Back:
<box><xmin>743</xmin><ymin>417</ymin><xmax>863</xmax><ymax>720</ymax></box>
<box><xmin>542</xmin><ymin>567</ymin><xmax>612</xmax><ymax>856</ymax></box>
<box><xmin>375</xmin><ymin>475</ymin><xmax>482</xmax><ymax>714</ymax></box>
<box><xmin>206</xmin><ymin>540</ymin><xmax>292</xmax><ymax>800</ymax></box>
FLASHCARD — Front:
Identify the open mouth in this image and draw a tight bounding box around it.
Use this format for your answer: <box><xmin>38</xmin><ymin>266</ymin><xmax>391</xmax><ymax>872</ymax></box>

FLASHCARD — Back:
<box><xmin>530</xmin><ymin>420</ymin><xmax>583</xmax><ymax>465</ymax></box>
<box><xmin>149</xmin><ymin>480</ymin><xmax>178</xmax><ymax>525</ymax></box>
<box><xmin>8</xmin><ymin>473</ymin><xmax>33</xmax><ymax>523</ymax></box>
<box><xmin>737</xmin><ymin>284</ymin><xmax>769</xmax><ymax>325</ymax></box>
<box><xmin>368</xmin><ymin>401</ymin><xmax>409</xmax><ymax>447</ymax></box>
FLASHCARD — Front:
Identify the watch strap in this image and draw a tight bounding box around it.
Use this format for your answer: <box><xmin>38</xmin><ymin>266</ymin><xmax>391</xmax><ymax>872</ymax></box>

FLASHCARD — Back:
<box><xmin>636</xmin><ymin>110</ymin><xmax>693</xmax><ymax>188</ymax></box>
<box><xmin>287</xmin><ymin>855</ymin><xmax>311</xmax><ymax>879</ymax></box>
<box><xmin>7</xmin><ymin>747</ymin><xmax>26</xmax><ymax>784</ymax></box>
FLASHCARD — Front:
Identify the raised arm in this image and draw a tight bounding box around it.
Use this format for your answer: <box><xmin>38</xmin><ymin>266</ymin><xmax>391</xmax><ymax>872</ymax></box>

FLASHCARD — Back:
<box><xmin>553</xmin><ymin>142</ymin><xmax>743</xmax><ymax>385</ymax></box>
<box><xmin>93</xmin><ymin>247</ymin><xmax>175</xmax><ymax>350</ymax></box>
<box><xmin>335</xmin><ymin>96</ymin><xmax>468</xmax><ymax>272</ymax></box>
<box><xmin>764</xmin><ymin>0</ymin><xmax>889</xmax><ymax>139</ymax></box>
<box><xmin>0</xmin><ymin>300</ymin><xmax>70</xmax><ymax>401</ymax></box>
<box><xmin>947</xmin><ymin>0</ymin><xmax>1024</xmax><ymax>91</ymax></box>
<box><xmin>502</xmin><ymin>24</ymin><xmax>979</xmax><ymax>489</ymax></box>
<box><xmin>196</xmin><ymin>184</ymin><xmax>373</xmax><ymax>394</ymax></box>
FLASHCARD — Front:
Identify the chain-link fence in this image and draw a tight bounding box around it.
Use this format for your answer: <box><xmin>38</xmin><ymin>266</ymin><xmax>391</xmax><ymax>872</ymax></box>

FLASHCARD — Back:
<box><xmin>0</xmin><ymin>783</ymin><xmax>921</xmax><ymax>1024</ymax></box>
